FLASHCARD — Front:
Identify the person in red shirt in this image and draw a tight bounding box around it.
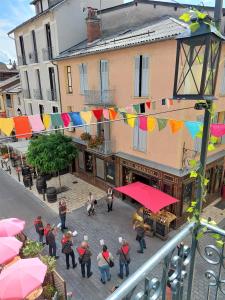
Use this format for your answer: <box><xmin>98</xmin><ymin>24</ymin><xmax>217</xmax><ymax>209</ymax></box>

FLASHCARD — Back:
<box><xmin>44</xmin><ymin>224</ymin><xmax>51</xmax><ymax>245</ymax></box>
<box><xmin>117</xmin><ymin>240</ymin><xmax>130</xmax><ymax>279</ymax></box>
<box><xmin>77</xmin><ymin>241</ymin><xmax>92</xmax><ymax>278</ymax></box>
<box><xmin>34</xmin><ymin>216</ymin><xmax>44</xmax><ymax>243</ymax></box>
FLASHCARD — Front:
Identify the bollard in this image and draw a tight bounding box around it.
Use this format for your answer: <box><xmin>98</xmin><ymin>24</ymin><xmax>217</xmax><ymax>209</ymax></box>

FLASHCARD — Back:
<box><xmin>8</xmin><ymin>166</ymin><xmax>11</xmax><ymax>175</ymax></box>
<box><xmin>1</xmin><ymin>160</ymin><xmax>3</xmax><ymax>168</ymax></box>
<box><xmin>29</xmin><ymin>180</ymin><xmax>32</xmax><ymax>190</ymax></box>
<box><xmin>42</xmin><ymin>190</ymin><xmax>46</xmax><ymax>201</ymax></box>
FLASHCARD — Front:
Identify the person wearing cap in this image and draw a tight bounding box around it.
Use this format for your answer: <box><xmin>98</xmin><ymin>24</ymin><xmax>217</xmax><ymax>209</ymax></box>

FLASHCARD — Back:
<box><xmin>77</xmin><ymin>241</ymin><xmax>93</xmax><ymax>278</ymax></box>
<box><xmin>61</xmin><ymin>232</ymin><xmax>77</xmax><ymax>269</ymax></box>
<box><xmin>46</xmin><ymin>226</ymin><xmax>59</xmax><ymax>259</ymax></box>
<box><xmin>97</xmin><ymin>245</ymin><xmax>113</xmax><ymax>284</ymax></box>
<box><xmin>59</xmin><ymin>199</ymin><xmax>68</xmax><ymax>231</ymax></box>
<box><xmin>117</xmin><ymin>240</ymin><xmax>130</xmax><ymax>279</ymax></box>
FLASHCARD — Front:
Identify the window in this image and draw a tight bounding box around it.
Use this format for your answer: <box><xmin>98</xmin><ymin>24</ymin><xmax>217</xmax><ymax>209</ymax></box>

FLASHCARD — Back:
<box><xmin>28</xmin><ymin>103</ymin><xmax>33</xmax><ymax>115</ymax></box>
<box><xmin>96</xmin><ymin>158</ymin><xmax>105</xmax><ymax>179</ymax></box>
<box><xmin>45</xmin><ymin>23</ymin><xmax>53</xmax><ymax>60</ymax></box>
<box><xmin>17</xmin><ymin>95</ymin><xmax>21</xmax><ymax>106</ymax></box>
<box><xmin>78</xmin><ymin>151</ymin><xmax>84</xmax><ymax>170</ymax></box>
<box><xmin>134</xmin><ymin>55</ymin><xmax>149</xmax><ymax>97</ymax></box>
<box><xmin>49</xmin><ymin>67</ymin><xmax>56</xmax><ymax>100</ymax></box>
<box><xmin>133</xmin><ymin>119</ymin><xmax>147</xmax><ymax>152</ymax></box>
<box><xmin>52</xmin><ymin>106</ymin><xmax>58</xmax><ymax>113</ymax></box>
<box><xmin>24</xmin><ymin>71</ymin><xmax>31</xmax><ymax>98</ymax></box>
<box><xmin>35</xmin><ymin>0</ymin><xmax>43</xmax><ymax>14</ymax></box>
<box><xmin>66</xmin><ymin>66</ymin><xmax>73</xmax><ymax>94</ymax></box>
<box><xmin>32</xmin><ymin>30</ymin><xmax>38</xmax><ymax>63</ymax></box>
<box><xmin>35</xmin><ymin>69</ymin><xmax>42</xmax><ymax>99</ymax></box>
<box><xmin>6</xmin><ymin>94</ymin><xmax>12</xmax><ymax>108</ymax></box>
<box><xmin>39</xmin><ymin>104</ymin><xmax>44</xmax><ymax>115</ymax></box>
<box><xmin>79</xmin><ymin>63</ymin><xmax>88</xmax><ymax>94</ymax></box>
<box><xmin>106</xmin><ymin>161</ymin><xmax>115</xmax><ymax>184</ymax></box>
<box><xmin>19</xmin><ymin>36</ymin><xmax>26</xmax><ymax>65</ymax></box>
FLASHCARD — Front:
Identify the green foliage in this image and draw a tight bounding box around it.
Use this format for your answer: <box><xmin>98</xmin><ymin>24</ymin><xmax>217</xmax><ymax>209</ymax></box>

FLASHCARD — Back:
<box><xmin>42</xmin><ymin>284</ymin><xmax>57</xmax><ymax>299</ymax></box>
<box><xmin>88</xmin><ymin>136</ymin><xmax>104</xmax><ymax>148</ymax></box>
<box><xmin>189</xmin><ymin>22</ymin><xmax>200</xmax><ymax>32</ymax></box>
<box><xmin>22</xmin><ymin>240</ymin><xmax>44</xmax><ymax>258</ymax></box>
<box><xmin>0</xmin><ymin>147</ymin><xmax>8</xmax><ymax>155</ymax></box>
<box><xmin>39</xmin><ymin>255</ymin><xmax>56</xmax><ymax>273</ymax></box>
<box><xmin>190</xmin><ymin>171</ymin><xmax>198</xmax><ymax>178</ymax></box>
<box><xmin>27</xmin><ymin>133</ymin><xmax>78</xmax><ymax>174</ymax></box>
<box><xmin>208</xmin><ymin>143</ymin><xmax>215</xmax><ymax>151</ymax></box>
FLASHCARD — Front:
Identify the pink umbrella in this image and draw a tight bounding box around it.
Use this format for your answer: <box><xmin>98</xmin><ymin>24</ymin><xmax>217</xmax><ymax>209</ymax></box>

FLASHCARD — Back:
<box><xmin>0</xmin><ymin>218</ymin><xmax>25</xmax><ymax>237</ymax></box>
<box><xmin>0</xmin><ymin>257</ymin><xmax>47</xmax><ymax>299</ymax></box>
<box><xmin>0</xmin><ymin>237</ymin><xmax>22</xmax><ymax>264</ymax></box>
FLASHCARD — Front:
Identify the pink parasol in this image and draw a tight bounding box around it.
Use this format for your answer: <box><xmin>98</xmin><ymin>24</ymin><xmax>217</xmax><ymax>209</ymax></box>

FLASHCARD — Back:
<box><xmin>0</xmin><ymin>237</ymin><xmax>23</xmax><ymax>264</ymax></box>
<box><xmin>0</xmin><ymin>258</ymin><xmax>47</xmax><ymax>299</ymax></box>
<box><xmin>0</xmin><ymin>218</ymin><xmax>25</xmax><ymax>237</ymax></box>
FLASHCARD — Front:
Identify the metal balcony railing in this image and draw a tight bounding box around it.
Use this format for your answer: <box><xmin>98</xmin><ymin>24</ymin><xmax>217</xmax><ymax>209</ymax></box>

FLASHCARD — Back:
<box><xmin>88</xmin><ymin>139</ymin><xmax>113</xmax><ymax>155</ymax></box>
<box><xmin>47</xmin><ymin>89</ymin><xmax>57</xmax><ymax>101</ymax></box>
<box><xmin>106</xmin><ymin>221</ymin><xmax>225</xmax><ymax>300</ymax></box>
<box><xmin>22</xmin><ymin>89</ymin><xmax>31</xmax><ymax>99</ymax></box>
<box><xmin>84</xmin><ymin>90</ymin><xmax>114</xmax><ymax>106</ymax></box>
<box><xmin>33</xmin><ymin>89</ymin><xmax>43</xmax><ymax>100</ymax></box>
<box><xmin>28</xmin><ymin>51</ymin><xmax>38</xmax><ymax>64</ymax></box>
<box><xmin>17</xmin><ymin>55</ymin><xmax>26</xmax><ymax>66</ymax></box>
<box><xmin>42</xmin><ymin>47</ymin><xmax>54</xmax><ymax>61</ymax></box>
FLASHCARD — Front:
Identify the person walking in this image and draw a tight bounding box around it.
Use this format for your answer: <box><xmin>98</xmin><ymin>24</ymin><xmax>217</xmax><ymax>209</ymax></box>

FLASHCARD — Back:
<box><xmin>86</xmin><ymin>192</ymin><xmax>95</xmax><ymax>216</ymax></box>
<box><xmin>34</xmin><ymin>216</ymin><xmax>44</xmax><ymax>244</ymax></box>
<box><xmin>106</xmin><ymin>187</ymin><xmax>114</xmax><ymax>212</ymax></box>
<box><xmin>77</xmin><ymin>241</ymin><xmax>93</xmax><ymax>278</ymax></box>
<box><xmin>46</xmin><ymin>227</ymin><xmax>59</xmax><ymax>259</ymax></box>
<box><xmin>117</xmin><ymin>240</ymin><xmax>130</xmax><ymax>279</ymax></box>
<box><xmin>135</xmin><ymin>222</ymin><xmax>146</xmax><ymax>253</ymax></box>
<box><xmin>97</xmin><ymin>245</ymin><xmax>114</xmax><ymax>284</ymax></box>
<box><xmin>44</xmin><ymin>223</ymin><xmax>51</xmax><ymax>245</ymax></box>
<box><xmin>59</xmin><ymin>199</ymin><xmax>68</xmax><ymax>231</ymax></box>
<box><xmin>61</xmin><ymin>232</ymin><xmax>77</xmax><ymax>269</ymax></box>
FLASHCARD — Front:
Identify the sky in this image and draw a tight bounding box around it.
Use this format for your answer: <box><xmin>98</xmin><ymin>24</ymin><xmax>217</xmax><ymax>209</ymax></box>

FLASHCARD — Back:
<box><xmin>0</xmin><ymin>0</ymin><xmax>220</xmax><ymax>64</ymax></box>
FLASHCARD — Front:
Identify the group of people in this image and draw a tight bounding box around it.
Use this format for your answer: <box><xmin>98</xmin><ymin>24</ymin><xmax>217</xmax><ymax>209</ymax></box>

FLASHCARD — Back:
<box><xmin>86</xmin><ymin>188</ymin><xmax>114</xmax><ymax>216</ymax></box>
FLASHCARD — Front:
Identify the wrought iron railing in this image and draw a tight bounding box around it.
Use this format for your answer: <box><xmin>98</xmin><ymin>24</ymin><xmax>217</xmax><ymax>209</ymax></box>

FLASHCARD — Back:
<box><xmin>42</xmin><ymin>47</ymin><xmax>54</xmax><ymax>61</ymax></box>
<box><xmin>84</xmin><ymin>90</ymin><xmax>114</xmax><ymax>106</ymax></box>
<box><xmin>88</xmin><ymin>140</ymin><xmax>113</xmax><ymax>155</ymax></box>
<box><xmin>106</xmin><ymin>221</ymin><xmax>225</xmax><ymax>300</ymax></box>
<box><xmin>28</xmin><ymin>51</ymin><xmax>38</xmax><ymax>64</ymax></box>
<box><xmin>47</xmin><ymin>89</ymin><xmax>57</xmax><ymax>101</ymax></box>
<box><xmin>33</xmin><ymin>89</ymin><xmax>43</xmax><ymax>100</ymax></box>
<box><xmin>22</xmin><ymin>89</ymin><xmax>31</xmax><ymax>99</ymax></box>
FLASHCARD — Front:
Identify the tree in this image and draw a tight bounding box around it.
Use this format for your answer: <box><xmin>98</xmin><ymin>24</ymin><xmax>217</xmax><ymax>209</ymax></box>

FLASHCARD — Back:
<box><xmin>27</xmin><ymin>133</ymin><xmax>78</xmax><ymax>188</ymax></box>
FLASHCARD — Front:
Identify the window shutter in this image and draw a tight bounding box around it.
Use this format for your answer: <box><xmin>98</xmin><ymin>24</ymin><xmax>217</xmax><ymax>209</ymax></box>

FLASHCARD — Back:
<box><xmin>194</xmin><ymin>115</ymin><xmax>204</xmax><ymax>152</ymax></box>
<box><xmin>83</xmin><ymin>64</ymin><xmax>88</xmax><ymax>92</ymax></box>
<box><xmin>133</xmin><ymin>122</ymin><xmax>139</xmax><ymax>150</ymax></box>
<box><xmin>100</xmin><ymin>60</ymin><xmax>109</xmax><ymax>103</ymax></box>
<box><xmin>220</xmin><ymin>61</ymin><xmax>225</xmax><ymax>96</ymax></box>
<box><xmin>79</xmin><ymin>64</ymin><xmax>84</xmax><ymax>94</ymax></box>
<box><xmin>134</xmin><ymin>56</ymin><xmax>140</xmax><ymax>97</ymax></box>
<box><xmin>141</xmin><ymin>55</ymin><xmax>149</xmax><ymax>97</ymax></box>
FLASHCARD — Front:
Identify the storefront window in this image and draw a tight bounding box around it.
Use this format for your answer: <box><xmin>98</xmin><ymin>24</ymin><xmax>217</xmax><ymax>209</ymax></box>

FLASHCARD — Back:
<box><xmin>182</xmin><ymin>182</ymin><xmax>193</xmax><ymax>213</ymax></box>
<box><xmin>96</xmin><ymin>158</ymin><xmax>105</xmax><ymax>179</ymax></box>
<box><xmin>150</xmin><ymin>177</ymin><xmax>159</xmax><ymax>189</ymax></box>
<box><xmin>78</xmin><ymin>151</ymin><xmax>84</xmax><ymax>170</ymax></box>
<box><xmin>106</xmin><ymin>161</ymin><xmax>115</xmax><ymax>184</ymax></box>
<box><xmin>85</xmin><ymin>152</ymin><xmax>93</xmax><ymax>173</ymax></box>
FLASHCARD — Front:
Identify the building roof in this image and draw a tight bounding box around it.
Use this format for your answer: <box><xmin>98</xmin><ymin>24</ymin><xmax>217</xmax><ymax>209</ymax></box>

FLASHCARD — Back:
<box><xmin>8</xmin><ymin>0</ymin><xmax>65</xmax><ymax>34</ymax></box>
<box><xmin>56</xmin><ymin>17</ymin><xmax>187</xmax><ymax>60</ymax></box>
<box><xmin>0</xmin><ymin>75</ymin><xmax>20</xmax><ymax>91</ymax></box>
<box><xmin>4</xmin><ymin>83</ymin><xmax>21</xmax><ymax>94</ymax></box>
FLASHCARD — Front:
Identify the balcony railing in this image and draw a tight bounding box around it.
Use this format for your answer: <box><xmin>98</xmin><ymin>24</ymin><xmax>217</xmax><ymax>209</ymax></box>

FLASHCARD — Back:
<box><xmin>84</xmin><ymin>90</ymin><xmax>114</xmax><ymax>106</ymax></box>
<box><xmin>22</xmin><ymin>89</ymin><xmax>31</xmax><ymax>99</ymax></box>
<box><xmin>28</xmin><ymin>51</ymin><xmax>38</xmax><ymax>64</ymax></box>
<box><xmin>33</xmin><ymin>89</ymin><xmax>43</xmax><ymax>100</ymax></box>
<box><xmin>47</xmin><ymin>89</ymin><xmax>57</xmax><ymax>101</ymax></box>
<box><xmin>106</xmin><ymin>221</ymin><xmax>225</xmax><ymax>300</ymax></box>
<box><xmin>42</xmin><ymin>47</ymin><xmax>54</xmax><ymax>61</ymax></box>
<box><xmin>88</xmin><ymin>140</ymin><xmax>113</xmax><ymax>155</ymax></box>
<box><xmin>17</xmin><ymin>55</ymin><xmax>27</xmax><ymax>66</ymax></box>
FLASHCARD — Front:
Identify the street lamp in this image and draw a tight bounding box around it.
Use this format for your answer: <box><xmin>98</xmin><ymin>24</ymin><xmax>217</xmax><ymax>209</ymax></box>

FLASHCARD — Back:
<box><xmin>173</xmin><ymin>20</ymin><xmax>224</xmax><ymax>101</ymax></box>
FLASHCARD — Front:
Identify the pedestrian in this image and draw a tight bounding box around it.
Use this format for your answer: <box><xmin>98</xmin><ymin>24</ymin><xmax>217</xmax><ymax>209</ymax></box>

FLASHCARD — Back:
<box><xmin>106</xmin><ymin>187</ymin><xmax>114</xmax><ymax>212</ymax></box>
<box><xmin>61</xmin><ymin>232</ymin><xmax>77</xmax><ymax>270</ymax></box>
<box><xmin>77</xmin><ymin>241</ymin><xmax>93</xmax><ymax>278</ymax></box>
<box><xmin>46</xmin><ymin>227</ymin><xmax>59</xmax><ymax>259</ymax></box>
<box><xmin>135</xmin><ymin>222</ymin><xmax>146</xmax><ymax>253</ymax></box>
<box><xmin>97</xmin><ymin>245</ymin><xmax>114</xmax><ymax>284</ymax></box>
<box><xmin>117</xmin><ymin>240</ymin><xmax>130</xmax><ymax>279</ymax></box>
<box><xmin>59</xmin><ymin>198</ymin><xmax>68</xmax><ymax>231</ymax></box>
<box><xmin>44</xmin><ymin>223</ymin><xmax>51</xmax><ymax>245</ymax></box>
<box><xmin>86</xmin><ymin>192</ymin><xmax>95</xmax><ymax>216</ymax></box>
<box><xmin>34</xmin><ymin>216</ymin><xmax>44</xmax><ymax>244</ymax></box>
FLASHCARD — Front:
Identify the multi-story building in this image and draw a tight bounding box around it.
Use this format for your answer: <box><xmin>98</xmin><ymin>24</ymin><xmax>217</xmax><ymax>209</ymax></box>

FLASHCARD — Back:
<box><xmin>0</xmin><ymin>62</ymin><xmax>18</xmax><ymax>82</ymax></box>
<box><xmin>8</xmin><ymin>0</ymin><xmax>124</xmax><ymax>116</ymax></box>
<box><xmin>55</xmin><ymin>8</ymin><xmax>225</xmax><ymax>226</ymax></box>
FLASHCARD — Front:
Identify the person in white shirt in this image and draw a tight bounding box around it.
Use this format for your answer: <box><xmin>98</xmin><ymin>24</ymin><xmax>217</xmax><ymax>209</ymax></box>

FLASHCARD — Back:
<box><xmin>106</xmin><ymin>187</ymin><xmax>114</xmax><ymax>212</ymax></box>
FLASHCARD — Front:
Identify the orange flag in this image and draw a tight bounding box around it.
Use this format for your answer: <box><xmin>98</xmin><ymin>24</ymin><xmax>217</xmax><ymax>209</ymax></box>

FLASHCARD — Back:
<box><xmin>13</xmin><ymin>116</ymin><xmax>32</xmax><ymax>139</ymax></box>
<box><xmin>169</xmin><ymin>119</ymin><xmax>184</xmax><ymax>134</ymax></box>
<box><xmin>109</xmin><ymin>108</ymin><xmax>117</xmax><ymax>120</ymax></box>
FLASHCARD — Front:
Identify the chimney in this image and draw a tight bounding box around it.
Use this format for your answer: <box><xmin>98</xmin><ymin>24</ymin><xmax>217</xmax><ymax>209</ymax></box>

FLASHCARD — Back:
<box><xmin>86</xmin><ymin>7</ymin><xmax>101</xmax><ymax>43</ymax></box>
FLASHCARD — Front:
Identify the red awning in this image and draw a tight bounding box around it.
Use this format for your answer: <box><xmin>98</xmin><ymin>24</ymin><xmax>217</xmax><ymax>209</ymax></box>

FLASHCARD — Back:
<box><xmin>114</xmin><ymin>182</ymin><xmax>179</xmax><ymax>213</ymax></box>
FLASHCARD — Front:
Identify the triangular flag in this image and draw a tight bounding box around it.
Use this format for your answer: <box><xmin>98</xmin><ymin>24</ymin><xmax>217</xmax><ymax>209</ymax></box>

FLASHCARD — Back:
<box><xmin>50</xmin><ymin>113</ymin><xmax>64</xmax><ymax>127</ymax></box>
<box><xmin>28</xmin><ymin>115</ymin><xmax>45</xmax><ymax>132</ymax></box>
<box><xmin>169</xmin><ymin>99</ymin><xmax>173</xmax><ymax>106</ymax></box>
<box><xmin>0</xmin><ymin>118</ymin><xmax>14</xmax><ymax>136</ymax></box>
<box><xmin>109</xmin><ymin>108</ymin><xmax>117</xmax><ymax>120</ymax></box>
<box><xmin>169</xmin><ymin>120</ymin><xmax>184</xmax><ymax>134</ymax></box>
<box><xmin>185</xmin><ymin>121</ymin><xmax>202</xmax><ymax>139</ymax></box>
<box><xmin>133</xmin><ymin>104</ymin><xmax>140</xmax><ymax>114</ymax></box>
<box><xmin>80</xmin><ymin>111</ymin><xmax>92</xmax><ymax>124</ymax></box>
<box><xmin>157</xmin><ymin>118</ymin><xmax>168</xmax><ymax>131</ymax></box>
<box><xmin>43</xmin><ymin>114</ymin><xmax>51</xmax><ymax>129</ymax></box>
<box><xmin>139</xmin><ymin>116</ymin><xmax>147</xmax><ymax>131</ymax></box>
<box><xmin>147</xmin><ymin>117</ymin><xmax>156</xmax><ymax>132</ymax></box>
<box><xmin>13</xmin><ymin>116</ymin><xmax>32</xmax><ymax>139</ymax></box>
<box><xmin>146</xmin><ymin>101</ymin><xmax>151</xmax><ymax>109</ymax></box>
<box><xmin>92</xmin><ymin>109</ymin><xmax>103</xmax><ymax>121</ymax></box>
<box><xmin>210</xmin><ymin>124</ymin><xmax>225</xmax><ymax>137</ymax></box>
<box><xmin>103</xmin><ymin>109</ymin><xmax>109</xmax><ymax>120</ymax></box>
<box><xmin>126</xmin><ymin>114</ymin><xmax>137</xmax><ymax>128</ymax></box>
<box><xmin>125</xmin><ymin>105</ymin><xmax>132</xmax><ymax>112</ymax></box>
<box><xmin>120</xmin><ymin>112</ymin><xmax>128</xmax><ymax>124</ymax></box>
<box><xmin>140</xmin><ymin>103</ymin><xmax>145</xmax><ymax>113</ymax></box>
<box><xmin>61</xmin><ymin>113</ymin><xmax>71</xmax><ymax>127</ymax></box>
<box><xmin>69</xmin><ymin>112</ymin><xmax>83</xmax><ymax>126</ymax></box>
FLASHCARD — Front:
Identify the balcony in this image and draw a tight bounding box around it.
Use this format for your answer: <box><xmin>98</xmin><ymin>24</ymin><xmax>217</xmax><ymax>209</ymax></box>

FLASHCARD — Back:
<box><xmin>42</xmin><ymin>47</ymin><xmax>54</xmax><ymax>61</ymax></box>
<box><xmin>22</xmin><ymin>89</ymin><xmax>31</xmax><ymax>99</ymax></box>
<box><xmin>33</xmin><ymin>89</ymin><xmax>43</xmax><ymax>100</ymax></box>
<box><xmin>84</xmin><ymin>90</ymin><xmax>114</xmax><ymax>106</ymax></box>
<box><xmin>28</xmin><ymin>51</ymin><xmax>38</xmax><ymax>64</ymax></box>
<box><xmin>47</xmin><ymin>89</ymin><xmax>57</xmax><ymax>101</ymax></box>
<box><xmin>88</xmin><ymin>140</ymin><xmax>113</xmax><ymax>155</ymax></box>
<box><xmin>17</xmin><ymin>55</ymin><xmax>26</xmax><ymax>66</ymax></box>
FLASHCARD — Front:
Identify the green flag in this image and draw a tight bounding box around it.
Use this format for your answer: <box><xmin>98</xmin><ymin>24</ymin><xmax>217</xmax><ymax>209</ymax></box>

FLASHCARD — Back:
<box><xmin>133</xmin><ymin>104</ymin><xmax>140</xmax><ymax>113</ymax></box>
<box><xmin>157</xmin><ymin>118</ymin><xmax>168</xmax><ymax>131</ymax></box>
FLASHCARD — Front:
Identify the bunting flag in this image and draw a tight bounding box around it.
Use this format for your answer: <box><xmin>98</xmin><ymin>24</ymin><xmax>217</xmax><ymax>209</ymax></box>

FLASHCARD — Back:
<box><xmin>185</xmin><ymin>121</ymin><xmax>202</xmax><ymax>139</ymax></box>
<box><xmin>147</xmin><ymin>117</ymin><xmax>156</xmax><ymax>132</ymax></box>
<box><xmin>140</xmin><ymin>103</ymin><xmax>145</xmax><ymax>113</ymax></box>
<box><xmin>133</xmin><ymin>104</ymin><xmax>140</xmax><ymax>114</ymax></box>
<box><xmin>139</xmin><ymin>116</ymin><xmax>148</xmax><ymax>131</ymax></box>
<box><xmin>43</xmin><ymin>114</ymin><xmax>51</xmax><ymax>129</ymax></box>
<box><xmin>120</xmin><ymin>112</ymin><xmax>128</xmax><ymax>124</ymax></box>
<box><xmin>51</xmin><ymin>113</ymin><xmax>64</xmax><ymax>127</ymax></box>
<box><xmin>0</xmin><ymin>118</ymin><xmax>14</xmax><ymax>136</ymax></box>
<box><xmin>169</xmin><ymin>99</ymin><xmax>173</xmax><ymax>106</ymax></box>
<box><xmin>109</xmin><ymin>108</ymin><xmax>117</xmax><ymax>120</ymax></box>
<box><xmin>169</xmin><ymin>120</ymin><xmax>184</xmax><ymax>134</ymax></box>
<box><xmin>157</xmin><ymin>118</ymin><xmax>168</xmax><ymax>131</ymax></box>
<box><xmin>69</xmin><ymin>112</ymin><xmax>83</xmax><ymax>126</ymax></box>
<box><xmin>146</xmin><ymin>101</ymin><xmax>151</xmax><ymax>109</ymax></box>
<box><xmin>103</xmin><ymin>109</ymin><xmax>109</xmax><ymax>120</ymax></box>
<box><xmin>80</xmin><ymin>111</ymin><xmax>92</xmax><ymax>124</ymax></box>
<box><xmin>126</xmin><ymin>114</ymin><xmax>137</xmax><ymax>128</ymax></box>
<box><xmin>210</xmin><ymin>124</ymin><xmax>225</xmax><ymax>137</ymax></box>
<box><xmin>92</xmin><ymin>109</ymin><xmax>103</xmax><ymax>121</ymax></box>
<box><xmin>28</xmin><ymin>115</ymin><xmax>45</xmax><ymax>132</ymax></box>
<box><xmin>152</xmin><ymin>102</ymin><xmax>156</xmax><ymax>110</ymax></box>
<box><xmin>61</xmin><ymin>113</ymin><xmax>71</xmax><ymax>127</ymax></box>
<box><xmin>162</xmin><ymin>99</ymin><xmax>166</xmax><ymax>106</ymax></box>
<box><xmin>125</xmin><ymin>105</ymin><xmax>133</xmax><ymax>112</ymax></box>
<box><xmin>13</xmin><ymin>116</ymin><xmax>32</xmax><ymax>139</ymax></box>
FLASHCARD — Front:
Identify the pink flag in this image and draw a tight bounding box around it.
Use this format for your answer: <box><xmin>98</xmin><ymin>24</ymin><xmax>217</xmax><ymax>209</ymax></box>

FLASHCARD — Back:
<box><xmin>139</xmin><ymin>116</ymin><xmax>147</xmax><ymax>131</ymax></box>
<box><xmin>103</xmin><ymin>109</ymin><xmax>109</xmax><ymax>120</ymax></box>
<box><xmin>210</xmin><ymin>124</ymin><xmax>225</xmax><ymax>137</ymax></box>
<box><xmin>28</xmin><ymin>115</ymin><xmax>44</xmax><ymax>132</ymax></box>
<box><xmin>61</xmin><ymin>113</ymin><xmax>71</xmax><ymax>127</ymax></box>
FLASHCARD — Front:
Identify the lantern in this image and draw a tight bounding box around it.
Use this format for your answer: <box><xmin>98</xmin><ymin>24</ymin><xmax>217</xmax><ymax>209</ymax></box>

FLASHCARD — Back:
<box><xmin>173</xmin><ymin>20</ymin><xmax>224</xmax><ymax>100</ymax></box>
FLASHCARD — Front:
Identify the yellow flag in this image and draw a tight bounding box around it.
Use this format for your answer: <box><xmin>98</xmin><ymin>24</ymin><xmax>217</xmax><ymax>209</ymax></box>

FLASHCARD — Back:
<box><xmin>0</xmin><ymin>118</ymin><xmax>14</xmax><ymax>136</ymax></box>
<box><xmin>80</xmin><ymin>111</ymin><xmax>92</xmax><ymax>124</ymax></box>
<box><xmin>147</xmin><ymin>117</ymin><xmax>156</xmax><ymax>132</ymax></box>
<box><xmin>43</xmin><ymin>114</ymin><xmax>51</xmax><ymax>129</ymax></box>
<box><xmin>126</xmin><ymin>114</ymin><xmax>137</xmax><ymax>128</ymax></box>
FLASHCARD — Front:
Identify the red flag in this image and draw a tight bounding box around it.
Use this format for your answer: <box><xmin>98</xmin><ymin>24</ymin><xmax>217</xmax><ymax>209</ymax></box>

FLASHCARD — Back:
<box><xmin>146</xmin><ymin>101</ymin><xmax>151</xmax><ymax>109</ymax></box>
<box><xmin>92</xmin><ymin>109</ymin><xmax>103</xmax><ymax>121</ymax></box>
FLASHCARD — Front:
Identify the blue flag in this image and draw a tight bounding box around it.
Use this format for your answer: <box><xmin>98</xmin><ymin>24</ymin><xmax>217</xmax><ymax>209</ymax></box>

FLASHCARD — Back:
<box><xmin>69</xmin><ymin>112</ymin><xmax>83</xmax><ymax>126</ymax></box>
<box><xmin>185</xmin><ymin>121</ymin><xmax>202</xmax><ymax>139</ymax></box>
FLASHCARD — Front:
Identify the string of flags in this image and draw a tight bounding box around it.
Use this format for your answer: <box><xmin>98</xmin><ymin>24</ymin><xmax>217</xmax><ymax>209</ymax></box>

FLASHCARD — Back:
<box><xmin>0</xmin><ymin>99</ymin><xmax>224</xmax><ymax>139</ymax></box>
